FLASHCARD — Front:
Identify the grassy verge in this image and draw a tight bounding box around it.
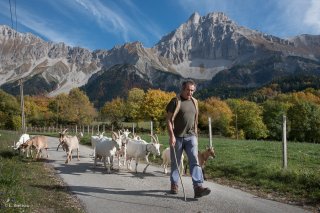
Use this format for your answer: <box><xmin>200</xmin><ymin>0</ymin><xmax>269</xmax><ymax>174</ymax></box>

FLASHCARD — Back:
<box><xmin>0</xmin><ymin>130</ymin><xmax>85</xmax><ymax>213</ymax></box>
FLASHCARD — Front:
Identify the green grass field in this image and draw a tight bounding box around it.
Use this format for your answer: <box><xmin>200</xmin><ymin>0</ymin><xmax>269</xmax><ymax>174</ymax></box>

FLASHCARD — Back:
<box><xmin>81</xmin><ymin>131</ymin><xmax>320</xmax><ymax>206</ymax></box>
<box><xmin>1</xmin><ymin>129</ymin><xmax>320</xmax><ymax>210</ymax></box>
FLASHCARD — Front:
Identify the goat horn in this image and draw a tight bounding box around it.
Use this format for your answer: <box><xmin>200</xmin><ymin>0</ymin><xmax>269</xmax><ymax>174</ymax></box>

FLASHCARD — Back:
<box><xmin>112</xmin><ymin>131</ymin><xmax>119</xmax><ymax>138</ymax></box>
<box><xmin>150</xmin><ymin>135</ymin><xmax>157</xmax><ymax>143</ymax></box>
<box><xmin>62</xmin><ymin>128</ymin><xmax>68</xmax><ymax>134</ymax></box>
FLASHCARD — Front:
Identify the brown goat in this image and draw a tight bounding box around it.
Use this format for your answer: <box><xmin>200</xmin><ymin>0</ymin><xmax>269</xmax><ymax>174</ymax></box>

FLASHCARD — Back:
<box><xmin>184</xmin><ymin>146</ymin><xmax>216</xmax><ymax>180</ymax></box>
<box><xmin>20</xmin><ymin>136</ymin><xmax>48</xmax><ymax>159</ymax></box>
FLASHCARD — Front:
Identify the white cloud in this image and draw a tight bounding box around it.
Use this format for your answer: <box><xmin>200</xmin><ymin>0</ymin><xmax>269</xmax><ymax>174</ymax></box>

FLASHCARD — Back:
<box><xmin>304</xmin><ymin>0</ymin><xmax>320</xmax><ymax>34</ymax></box>
<box><xmin>74</xmin><ymin>0</ymin><xmax>162</xmax><ymax>45</ymax></box>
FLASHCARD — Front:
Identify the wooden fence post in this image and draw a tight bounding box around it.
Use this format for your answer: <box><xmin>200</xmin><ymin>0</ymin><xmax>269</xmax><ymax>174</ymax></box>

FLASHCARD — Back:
<box><xmin>208</xmin><ymin>117</ymin><xmax>213</xmax><ymax>147</ymax></box>
<box><xmin>282</xmin><ymin>115</ymin><xmax>287</xmax><ymax>169</ymax></box>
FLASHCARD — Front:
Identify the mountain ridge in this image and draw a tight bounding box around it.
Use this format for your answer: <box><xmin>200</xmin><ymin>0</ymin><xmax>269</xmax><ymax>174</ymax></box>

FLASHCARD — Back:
<box><xmin>1</xmin><ymin>11</ymin><xmax>320</xmax><ymax>107</ymax></box>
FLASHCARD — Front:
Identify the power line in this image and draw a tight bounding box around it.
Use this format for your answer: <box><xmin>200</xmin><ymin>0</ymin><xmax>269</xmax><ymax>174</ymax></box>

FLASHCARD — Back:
<box><xmin>8</xmin><ymin>0</ymin><xmax>18</xmax><ymax>32</ymax></box>
<box><xmin>8</xmin><ymin>0</ymin><xmax>14</xmax><ymax>29</ymax></box>
<box><xmin>14</xmin><ymin>0</ymin><xmax>17</xmax><ymax>31</ymax></box>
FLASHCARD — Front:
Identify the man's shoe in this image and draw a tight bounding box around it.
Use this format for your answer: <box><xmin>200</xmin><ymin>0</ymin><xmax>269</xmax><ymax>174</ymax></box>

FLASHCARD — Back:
<box><xmin>170</xmin><ymin>184</ymin><xmax>178</xmax><ymax>194</ymax></box>
<box><xmin>194</xmin><ymin>186</ymin><xmax>211</xmax><ymax>198</ymax></box>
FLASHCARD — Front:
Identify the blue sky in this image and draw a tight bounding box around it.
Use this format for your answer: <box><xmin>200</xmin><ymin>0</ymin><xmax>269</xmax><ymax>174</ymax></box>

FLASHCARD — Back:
<box><xmin>0</xmin><ymin>0</ymin><xmax>319</xmax><ymax>51</ymax></box>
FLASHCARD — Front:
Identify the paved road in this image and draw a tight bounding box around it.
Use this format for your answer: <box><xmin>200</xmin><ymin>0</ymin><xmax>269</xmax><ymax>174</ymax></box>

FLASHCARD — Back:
<box><xmin>45</xmin><ymin>137</ymin><xmax>309</xmax><ymax>213</ymax></box>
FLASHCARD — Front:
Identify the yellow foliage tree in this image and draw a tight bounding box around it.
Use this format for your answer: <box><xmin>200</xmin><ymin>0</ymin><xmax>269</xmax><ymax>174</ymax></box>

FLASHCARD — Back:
<box><xmin>126</xmin><ymin>88</ymin><xmax>145</xmax><ymax>122</ymax></box>
<box><xmin>51</xmin><ymin>89</ymin><xmax>97</xmax><ymax>125</ymax></box>
<box><xmin>141</xmin><ymin>89</ymin><xmax>175</xmax><ymax>131</ymax></box>
<box><xmin>198</xmin><ymin>97</ymin><xmax>234</xmax><ymax>137</ymax></box>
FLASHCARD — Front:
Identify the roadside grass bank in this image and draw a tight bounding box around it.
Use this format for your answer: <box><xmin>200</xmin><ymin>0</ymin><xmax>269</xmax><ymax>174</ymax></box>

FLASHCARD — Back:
<box><xmin>0</xmin><ymin>130</ymin><xmax>85</xmax><ymax>213</ymax></box>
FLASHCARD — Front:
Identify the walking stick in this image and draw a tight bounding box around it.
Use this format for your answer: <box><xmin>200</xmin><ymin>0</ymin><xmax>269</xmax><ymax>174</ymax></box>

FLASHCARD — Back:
<box><xmin>172</xmin><ymin>146</ymin><xmax>187</xmax><ymax>201</ymax></box>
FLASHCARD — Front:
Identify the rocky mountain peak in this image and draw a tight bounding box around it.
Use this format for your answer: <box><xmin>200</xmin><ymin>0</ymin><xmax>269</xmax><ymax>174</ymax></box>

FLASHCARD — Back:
<box><xmin>204</xmin><ymin>12</ymin><xmax>233</xmax><ymax>24</ymax></box>
<box><xmin>187</xmin><ymin>12</ymin><xmax>201</xmax><ymax>25</ymax></box>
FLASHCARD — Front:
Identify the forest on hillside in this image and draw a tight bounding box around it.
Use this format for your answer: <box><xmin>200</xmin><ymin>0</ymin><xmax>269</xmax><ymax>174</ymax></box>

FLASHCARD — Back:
<box><xmin>2</xmin><ymin>81</ymin><xmax>320</xmax><ymax>143</ymax></box>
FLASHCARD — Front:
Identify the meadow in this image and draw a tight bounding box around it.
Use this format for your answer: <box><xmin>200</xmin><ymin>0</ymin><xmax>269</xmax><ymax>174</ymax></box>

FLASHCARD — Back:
<box><xmin>1</xmin><ymin>129</ymin><xmax>319</xmax><ymax>211</ymax></box>
<box><xmin>80</xmin><ymin>131</ymin><xmax>320</xmax><ymax>207</ymax></box>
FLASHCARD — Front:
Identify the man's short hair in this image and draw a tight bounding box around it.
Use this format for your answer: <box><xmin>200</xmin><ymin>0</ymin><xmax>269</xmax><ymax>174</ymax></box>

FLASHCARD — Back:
<box><xmin>182</xmin><ymin>79</ymin><xmax>196</xmax><ymax>90</ymax></box>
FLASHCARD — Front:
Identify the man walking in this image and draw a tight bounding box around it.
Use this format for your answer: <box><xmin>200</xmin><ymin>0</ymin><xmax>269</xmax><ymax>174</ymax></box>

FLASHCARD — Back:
<box><xmin>166</xmin><ymin>79</ymin><xmax>211</xmax><ymax>198</ymax></box>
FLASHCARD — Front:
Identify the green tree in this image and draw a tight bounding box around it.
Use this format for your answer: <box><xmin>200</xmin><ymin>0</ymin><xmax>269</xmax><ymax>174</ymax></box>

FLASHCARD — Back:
<box><xmin>287</xmin><ymin>100</ymin><xmax>320</xmax><ymax>143</ymax></box>
<box><xmin>262</xmin><ymin>100</ymin><xmax>291</xmax><ymax>140</ymax></box>
<box><xmin>227</xmin><ymin>99</ymin><xmax>268</xmax><ymax>139</ymax></box>
<box><xmin>0</xmin><ymin>90</ymin><xmax>20</xmax><ymax>130</ymax></box>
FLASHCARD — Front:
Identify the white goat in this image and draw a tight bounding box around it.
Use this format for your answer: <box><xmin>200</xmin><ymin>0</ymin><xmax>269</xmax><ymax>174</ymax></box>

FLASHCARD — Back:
<box><xmin>161</xmin><ymin>147</ymin><xmax>185</xmax><ymax>175</ymax></box>
<box><xmin>94</xmin><ymin>132</ymin><xmax>122</xmax><ymax>173</ymax></box>
<box><xmin>90</xmin><ymin>132</ymin><xmax>107</xmax><ymax>157</ymax></box>
<box><xmin>126</xmin><ymin>135</ymin><xmax>161</xmax><ymax>173</ymax></box>
<box><xmin>116</xmin><ymin>129</ymin><xmax>131</xmax><ymax>168</ymax></box>
<box><xmin>58</xmin><ymin>129</ymin><xmax>80</xmax><ymax>164</ymax></box>
<box><xmin>13</xmin><ymin>133</ymin><xmax>32</xmax><ymax>156</ymax></box>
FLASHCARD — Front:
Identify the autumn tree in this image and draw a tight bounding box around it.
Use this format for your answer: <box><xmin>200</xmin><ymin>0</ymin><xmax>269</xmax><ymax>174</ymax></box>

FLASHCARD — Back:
<box><xmin>48</xmin><ymin>89</ymin><xmax>96</xmax><ymax>125</ymax></box>
<box><xmin>227</xmin><ymin>99</ymin><xmax>268</xmax><ymax>139</ymax></box>
<box><xmin>24</xmin><ymin>96</ymin><xmax>52</xmax><ymax>126</ymax></box>
<box><xmin>100</xmin><ymin>97</ymin><xmax>126</xmax><ymax>129</ymax></box>
<box><xmin>140</xmin><ymin>89</ymin><xmax>175</xmax><ymax>131</ymax></box>
<box><xmin>198</xmin><ymin>97</ymin><xmax>234</xmax><ymax>137</ymax></box>
<box><xmin>68</xmin><ymin>88</ymin><xmax>97</xmax><ymax>125</ymax></box>
<box><xmin>126</xmin><ymin>88</ymin><xmax>145</xmax><ymax>122</ymax></box>
<box><xmin>48</xmin><ymin>93</ymin><xmax>69</xmax><ymax>125</ymax></box>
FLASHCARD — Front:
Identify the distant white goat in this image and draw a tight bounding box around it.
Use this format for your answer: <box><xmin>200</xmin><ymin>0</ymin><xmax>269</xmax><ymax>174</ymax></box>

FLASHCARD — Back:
<box><xmin>116</xmin><ymin>129</ymin><xmax>131</xmax><ymax>168</ymax></box>
<box><xmin>161</xmin><ymin>147</ymin><xmax>185</xmax><ymax>175</ymax></box>
<box><xmin>126</xmin><ymin>135</ymin><xmax>161</xmax><ymax>173</ymax></box>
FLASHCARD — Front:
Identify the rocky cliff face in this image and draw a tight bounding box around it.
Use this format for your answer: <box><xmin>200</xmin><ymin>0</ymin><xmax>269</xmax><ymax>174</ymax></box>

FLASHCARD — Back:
<box><xmin>1</xmin><ymin>12</ymin><xmax>320</xmax><ymax>105</ymax></box>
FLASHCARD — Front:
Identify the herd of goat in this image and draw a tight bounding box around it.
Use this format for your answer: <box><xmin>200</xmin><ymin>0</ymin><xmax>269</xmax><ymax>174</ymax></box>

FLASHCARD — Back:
<box><xmin>12</xmin><ymin>129</ymin><xmax>215</xmax><ymax>177</ymax></box>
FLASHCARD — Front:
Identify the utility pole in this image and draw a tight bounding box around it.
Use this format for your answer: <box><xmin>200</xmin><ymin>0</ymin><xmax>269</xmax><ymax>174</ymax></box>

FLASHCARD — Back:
<box><xmin>19</xmin><ymin>79</ymin><xmax>26</xmax><ymax>133</ymax></box>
